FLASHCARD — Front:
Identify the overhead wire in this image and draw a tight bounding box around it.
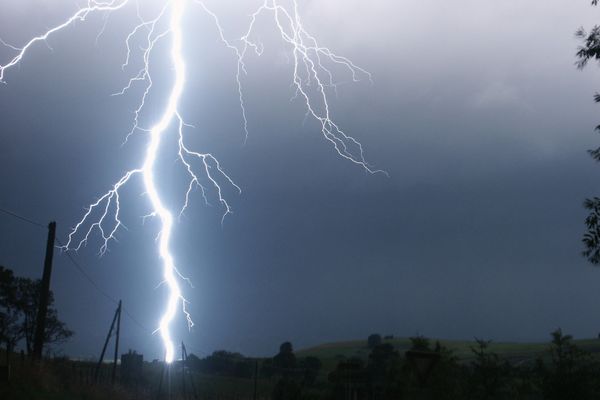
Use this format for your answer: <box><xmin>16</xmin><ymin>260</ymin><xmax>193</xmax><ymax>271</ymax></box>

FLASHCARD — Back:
<box><xmin>0</xmin><ymin>205</ymin><xmax>152</xmax><ymax>334</ymax></box>
<box><xmin>0</xmin><ymin>206</ymin><xmax>47</xmax><ymax>229</ymax></box>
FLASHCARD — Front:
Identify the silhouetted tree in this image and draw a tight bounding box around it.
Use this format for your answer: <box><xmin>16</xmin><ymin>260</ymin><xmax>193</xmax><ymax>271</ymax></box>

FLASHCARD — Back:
<box><xmin>196</xmin><ymin>350</ymin><xmax>253</xmax><ymax>378</ymax></box>
<box><xmin>468</xmin><ymin>339</ymin><xmax>510</xmax><ymax>399</ymax></box>
<box><xmin>273</xmin><ymin>341</ymin><xmax>297</xmax><ymax>375</ymax></box>
<box><xmin>367</xmin><ymin>333</ymin><xmax>382</xmax><ymax>349</ymax></box>
<box><xmin>271</xmin><ymin>342</ymin><xmax>302</xmax><ymax>400</ymax></box>
<box><xmin>576</xmin><ymin>1</ymin><xmax>600</xmax><ymax>264</ymax></box>
<box><xmin>367</xmin><ymin>343</ymin><xmax>400</xmax><ymax>399</ymax></box>
<box><xmin>408</xmin><ymin>335</ymin><xmax>430</xmax><ymax>351</ymax></box>
<box><xmin>16</xmin><ymin>278</ymin><xmax>73</xmax><ymax>355</ymax></box>
<box><xmin>0</xmin><ymin>266</ymin><xmax>21</xmax><ymax>358</ymax></box>
<box><xmin>538</xmin><ymin>328</ymin><xmax>596</xmax><ymax>400</ymax></box>
<box><xmin>427</xmin><ymin>341</ymin><xmax>464</xmax><ymax>400</ymax></box>
<box><xmin>392</xmin><ymin>337</ymin><xmax>465</xmax><ymax>399</ymax></box>
<box><xmin>369</xmin><ymin>343</ymin><xmax>399</xmax><ymax>374</ymax></box>
<box><xmin>0</xmin><ymin>266</ymin><xmax>73</xmax><ymax>356</ymax></box>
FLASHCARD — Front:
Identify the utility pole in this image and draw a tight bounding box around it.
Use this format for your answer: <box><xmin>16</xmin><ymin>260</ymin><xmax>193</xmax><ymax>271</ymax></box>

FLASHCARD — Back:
<box><xmin>111</xmin><ymin>300</ymin><xmax>122</xmax><ymax>385</ymax></box>
<box><xmin>33</xmin><ymin>221</ymin><xmax>56</xmax><ymax>360</ymax></box>
<box><xmin>178</xmin><ymin>342</ymin><xmax>197</xmax><ymax>400</ymax></box>
<box><xmin>95</xmin><ymin>301</ymin><xmax>122</xmax><ymax>383</ymax></box>
<box><xmin>181</xmin><ymin>342</ymin><xmax>186</xmax><ymax>400</ymax></box>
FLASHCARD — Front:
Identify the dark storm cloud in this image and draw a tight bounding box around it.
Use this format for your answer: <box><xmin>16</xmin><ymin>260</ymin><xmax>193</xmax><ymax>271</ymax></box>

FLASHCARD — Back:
<box><xmin>1</xmin><ymin>0</ymin><xmax>600</xmax><ymax>360</ymax></box>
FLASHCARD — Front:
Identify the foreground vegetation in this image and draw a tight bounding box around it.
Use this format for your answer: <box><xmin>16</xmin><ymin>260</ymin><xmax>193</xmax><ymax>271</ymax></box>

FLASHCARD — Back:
<box><xmin>4</xmin><ymin>330</ymin><xmax>600</xmax><ymax>399</ymax></box>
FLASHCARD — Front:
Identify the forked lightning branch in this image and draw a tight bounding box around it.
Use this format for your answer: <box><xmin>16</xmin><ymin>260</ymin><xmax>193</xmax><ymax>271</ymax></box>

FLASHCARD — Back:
<box><xmin>0</xmin><ymin>0</ymin><xmax>382</xmax><ymax>363</ymax></box>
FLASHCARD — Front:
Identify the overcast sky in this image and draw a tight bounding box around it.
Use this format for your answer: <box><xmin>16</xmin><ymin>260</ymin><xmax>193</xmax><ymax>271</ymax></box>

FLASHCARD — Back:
<box><xmin>2</xmin><ymin>0</ymin><xmax>600</xmax><ymax>360</ymax></box>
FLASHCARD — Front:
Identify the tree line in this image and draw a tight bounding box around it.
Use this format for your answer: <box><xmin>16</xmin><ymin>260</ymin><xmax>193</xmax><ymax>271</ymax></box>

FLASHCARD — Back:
<box><xmin>326</xmin><ymin>331</ymin><xmax>600</xmax><ymax>400</ymax></box>
<box><xmin>183</xmin><ymin>331</ymin><xmax>600</xmax><ymax>400</ymax></box>
<box><xmin>186</xmin><ymin>341</ymin><xmax>322</xmax><ymax>381</ymax></box>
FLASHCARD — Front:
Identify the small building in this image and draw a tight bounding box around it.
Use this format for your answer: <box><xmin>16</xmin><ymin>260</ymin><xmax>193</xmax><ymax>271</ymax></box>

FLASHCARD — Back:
<box><xmin>121</xmin><ymin>350</ymin><xmax>143</xmax><ymax>383</ymax></box>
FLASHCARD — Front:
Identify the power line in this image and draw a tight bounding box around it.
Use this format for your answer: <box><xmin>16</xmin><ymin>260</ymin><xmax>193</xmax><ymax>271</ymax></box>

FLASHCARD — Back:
<box><xmin>0</xmin><ymin>205</ymin><xmax>151</xmax><ymax>334</ymax></box>
<box><xmin>0</xmin><ymin>206</ymin><xmax>46</xmax><ymax>229</ymax></box>
<box><xmin>55</xmin><ymin>238</ymin><xmax>151</xmax><ymax>334</ymax></box>
<box><xmin>56</xmin><ymin>238</ymin><xmax>118</xmax><ymax>304</ymax></box>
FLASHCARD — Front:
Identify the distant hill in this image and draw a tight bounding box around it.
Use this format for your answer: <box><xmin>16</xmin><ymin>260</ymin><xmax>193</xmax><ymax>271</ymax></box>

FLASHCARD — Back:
<box><xmin>296</xmin><ymin>337</ymin><xmax>600</xmax><ymax>371</ymax></box>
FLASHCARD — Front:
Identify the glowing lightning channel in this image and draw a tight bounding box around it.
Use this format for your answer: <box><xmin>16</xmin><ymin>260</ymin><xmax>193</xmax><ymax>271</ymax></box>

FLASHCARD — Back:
<box><xmin>0</xmin><ymin>0</ymin><xmax>383</xmax><ymax>364</ymax></box>
<box><xmin>144</xmin><ymin>0</ymin><xmax>185</xmax><ymax>364</ymax></box>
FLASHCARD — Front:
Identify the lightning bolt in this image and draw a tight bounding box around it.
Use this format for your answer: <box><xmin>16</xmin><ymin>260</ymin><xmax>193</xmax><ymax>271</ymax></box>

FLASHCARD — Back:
<box><xmin>0</xmin><ymin>0</ymin><xmax>383</xmax><ymax>364</ymax></box>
